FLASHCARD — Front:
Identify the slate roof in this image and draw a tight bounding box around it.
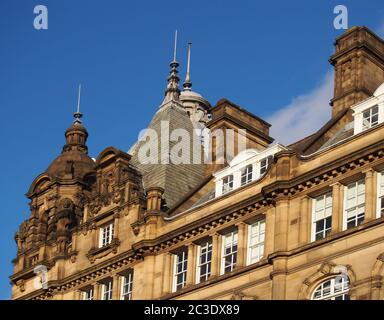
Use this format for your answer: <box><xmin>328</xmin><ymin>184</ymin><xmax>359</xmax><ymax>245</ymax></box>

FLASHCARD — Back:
<box><xmin>129</xmin><ymin>101</ymin><xmax>207</xmax><ymax>209</ymax></box>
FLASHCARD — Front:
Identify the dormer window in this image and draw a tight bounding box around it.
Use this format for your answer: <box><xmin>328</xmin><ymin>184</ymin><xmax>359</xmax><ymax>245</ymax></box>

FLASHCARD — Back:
<box><xmin>362</xmin><ymin>105</ymin><xmax>379</xmax><ymax>131</ymax></box>
<box><xmin>214</xmin><ymin>145</ymin><xmax>286</xmax><ymax>198</ymax></box>
<box><xmin>352</xmin><ymin>92</ymin><xmax>384</xmax><ymax>135</ymax></box>
<box><xmin>222</xmin><ymin>175</ymin><xmax>234</xmax><ymax>194</ymax></box>
<box><xmin>240</xmin><ymin>165</ymin><xmax>253</xmax><ymax>186</ymax></box>
<box><xmin>260</xmin><ymin>156</ymin><xmax>272</xmax><ymax>175</ymax></box>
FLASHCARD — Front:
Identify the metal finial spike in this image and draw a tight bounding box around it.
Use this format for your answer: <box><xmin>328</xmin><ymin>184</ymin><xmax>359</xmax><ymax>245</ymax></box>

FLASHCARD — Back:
<box><xmin>77</xmin><ymin>84</ymin><xmax>81</xmax><ymax>114</ymax></box>
<box><xmin>183</xmin><ymin>42</ymin><xmax>192</xmax><ymax>91</ymax></box>
<box><xmin>173</xmin><ymin>30</ymin><xmax>178</xmax><ymax>62</ymax></box>
<box><xmin>74</xmin><ymin>84</ymin><xmax>83</xmax><ymax>123</ymax></box>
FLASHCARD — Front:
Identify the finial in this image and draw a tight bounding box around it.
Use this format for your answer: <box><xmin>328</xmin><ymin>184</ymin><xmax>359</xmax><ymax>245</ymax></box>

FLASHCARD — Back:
<box><xmin>173</xmin><ymin>30</ymin><xmax>178</xmax><ymax>62</ymax></box>
<box><xmin>183</xmin><ymin>42</ymin><xmax>192</xmax><ymax>91</ymax></box>
<box><xmin>163</xmin><ymin>31</ymin><xmax>181</xmax><ymax>103</ymax></box>
<box><xmin>73</xmin><ymin>84</ymin><xmax>83</xmax><ymax>124</ymax></box>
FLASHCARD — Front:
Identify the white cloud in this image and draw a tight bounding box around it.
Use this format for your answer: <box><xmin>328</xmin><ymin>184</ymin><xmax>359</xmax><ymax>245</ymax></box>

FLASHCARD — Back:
<box><xmin>267</xmin><ymin>71</ymin><xmax>334</xmax><ymax>145</ymax></box>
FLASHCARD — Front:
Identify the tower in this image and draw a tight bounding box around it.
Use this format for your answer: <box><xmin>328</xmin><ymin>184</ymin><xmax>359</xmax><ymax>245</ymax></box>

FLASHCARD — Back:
<box><xmin>13</xmin><ymin>87</ymin><xmax>96</xmax><ymax>277</ymax></box>
<box><xmin>330</xmin><ymin>26</ymin><xmax>384</xmax><ymax>117</ymax></box>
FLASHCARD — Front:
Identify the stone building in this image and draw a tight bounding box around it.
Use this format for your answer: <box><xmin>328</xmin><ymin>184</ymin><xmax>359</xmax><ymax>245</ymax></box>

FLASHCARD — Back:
<box><xmin>10</xmin><ymin>26</ymin><xmax>384</xmax><ymax>300</ymax></box>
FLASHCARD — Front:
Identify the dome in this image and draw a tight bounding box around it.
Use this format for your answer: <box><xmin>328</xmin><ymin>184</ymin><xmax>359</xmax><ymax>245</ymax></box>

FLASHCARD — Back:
<box><xmin>180</xmin><ymin>90</ymin><xmax>203</xmax><ymax>98</ymax></box>
<box><xmin>65</xmin><ymin>121</ymin><xmax>88</xmax><ymax>135</ymax></box>
<box><xmin>180</xmin><ymin>90</ymin><xmax>211</xmax><ymax>110</ymax></box>
<box><xmin>46</xmin><ymin>149</ymin><xmax>95</xmax><ymax>180</ymax></box>
<box><xmin>47</xmin><ymin>115</ymin><xmax>95</xmax><ymax>180</ymax></box>
<box><xmin>374</xmin><ymin>82</ymin><xmax>384</xmax><ymax>97</ymax></box>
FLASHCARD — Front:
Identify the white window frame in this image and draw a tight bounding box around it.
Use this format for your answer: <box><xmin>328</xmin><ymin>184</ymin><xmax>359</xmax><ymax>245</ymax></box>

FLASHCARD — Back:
<box><xmin>311</xmin><ymin>192</ymin><xmax>333</xmax><ymax>242</ymax></box>
<box><xmin>247</xmin><ymin>220</ymin><xmax>265</xmax><ymax>265</ymax></box>
<box><xmin>240</xmin><ymin>165</ymin><xmax>253</xmax><ymax>186</ymax></box>
<box><xmin>120</xmin><ymin>270</ymin><xmax>133</xmax><ymax>300</ymax></box>
<box><xmin>312</xmin><ymin>276</ymin><xmax>350</xmax><ymax>300</ymax></box>
<box><xmin>220</xmin><ymin>230</ymin><xmax>238</xmax><ymax>275</ymax></box>
<box><xmin>82</xmin><ymin>287</ymin><xmax>94</xmax><ymax>300</ymax></box>
<box><xmin>343</xmin><ymin>180</ymin><xmax>365</xmax><ymax>230</ymax></box>
<box><xmin>377</xmin><ymin>171</ymin><xmax>384</xmax><ymax>219</ymax></box>
<box><xmin>101</xmin><ymin>279</ymin><xmax>113</xmax><ymax>300</ymax></box>
<box><xmin>362</xmin><ymin>105</ymin><xmax>379</xmax><ymax>131</ymax></box>
<box><xmin>99</xmin><ymin>222</ymin><xmax>114</xmax><ymax>248</ymax></box>
<box><xmin>259</xmin><ymin>156</ymin><xmax>271</xmax><ymax>175</ymax></box>
<box><xmin>172</xmin><ymin>249</ymin><xmax>188</xmax><ymax>292</ymax></box>
<box><xmin>222</xmin><ymin>175</ymin><xmax>234</xmax><ymax>194</ymax></box>
<box><xmin>196</xmin><ymin>239</ymin><xmax>212</xmax><ymax>284</ymax></box>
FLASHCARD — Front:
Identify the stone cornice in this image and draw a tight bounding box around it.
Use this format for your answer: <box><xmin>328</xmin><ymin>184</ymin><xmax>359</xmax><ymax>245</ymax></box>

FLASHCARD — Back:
<box><xmin>12</xmin><ymin>138</ymin><xmax>384</xmax><ymax>300</ymax></box>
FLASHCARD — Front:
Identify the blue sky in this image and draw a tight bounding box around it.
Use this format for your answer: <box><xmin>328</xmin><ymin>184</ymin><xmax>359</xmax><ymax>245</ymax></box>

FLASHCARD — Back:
<box><xmin>1</xmin><ymin>0</ymin><xmax>384</xmax><ymax>299</ymax></box>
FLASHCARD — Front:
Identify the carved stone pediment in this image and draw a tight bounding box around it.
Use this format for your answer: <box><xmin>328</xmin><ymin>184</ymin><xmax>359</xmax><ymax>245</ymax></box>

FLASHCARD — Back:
<box><xmin>86</xmin><ymin>238</ymin><xmax>120</xmax><ymax>264</ymax></box>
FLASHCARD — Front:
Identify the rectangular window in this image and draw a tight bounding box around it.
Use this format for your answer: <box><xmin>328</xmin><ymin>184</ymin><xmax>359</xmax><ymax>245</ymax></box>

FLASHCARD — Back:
<box><xmin>101</xmin><ymin>279</ymin><xmax>113</xmax><ymax>300</ymax></box>
<box><xmin>378</xmin><ymin>171</ymin><xmax>384</xmax><ymax>218</ymax></box>
<box><xmin>260</xmin><ymin>156</ymin><xmax>272</xmax><ymax>175</ymax></box>
<box><xmin>99</xmin><ymin>223</ymin><xmax>114</xmax><ymax>248</ymax></box>
<box><xmin>247</xmin><ymin>220</ymin><xmax>265</xmax><ymax>264</ymax></box>
<box><xmin>221</xmin><ymin>230</ymin><xmax>238</xmax><ymax>274</ymax></box>
<box><xmin>82</xmin><ymin>287</ymin><xmax>94</xmax><ymax>300</ymax></box>
<box><xmin>241</xmin><ymin>165</ymin><xmax>253</xmax><ymax>186</ymax></box>
<box><xmin>120</xmin><ymin>270</ymin><xmax>133</xmax><ymax>300</ymax></box>
<box><xmin>196</xmin><ymin>239</ymin><xmax>212</xmax><ymax>283</ymax></box>
<box><xmin>222</xmin><ymin>175</ymin><xmax>234</xmax><ymax>194</ymax></box>
<box><xmin>312</xmin><ymin>192</ymin><xmax>333</xmax><ymax>241</ymax></box>
<box><xmin>362</xmin><ymin>105</ymin><xmax>379</xmax><ymax>131</ymax></box>
<box><xmin>172</xmin><ymin>249</ymin><xmax>188</xmax><ymax>292</ymax></box>
<box><xmin>344</xmin><ymin>180</ymin><xmax>365</xmax><ymax>229</ymax></box>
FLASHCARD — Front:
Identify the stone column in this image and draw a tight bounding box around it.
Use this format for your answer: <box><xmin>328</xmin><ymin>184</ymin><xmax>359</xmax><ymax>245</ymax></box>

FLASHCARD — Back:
<box><xmin>210</xmin><ymin>233</ymin><xmax>221</xmax><ymax>277</ymax></box>
<box><xmin>364</xmin><ymin>169</ymin><xmax>376</xmax><ymax>221</ymax></box>
<box><xmin>235</xmin><ymin>222</ymin><xmax>247</xmax><ymax>268</ymax></box>
<box><xmin>299</xmin><ymin>196</ymin><xmax>310</xmax><ymax>245</ymax></box>
<box><xmin>274</xmin><ymin>198</ymin><xmax>289</xmax><ymax>252</ymax></box>
<box><xmin>264</xmin><ymin>208</ymin><xmax>275</xmax><ymax>257</ymax></box>
<box><xmin>186</xmin><ymin>243</ymin><xmax>197</xmax><ymax>286</ymax></box>
<box><xmin>331</xmin><ymin>182</ymin><xmax>343</xmax><ymax>233</ymax></box>
<box><xmin>271</xmin><ymin>258</ymin><xmax>288</xmax><ymax>300</ymax></box>
<box><xmin>162</xmin><ymin>253</ymin><xmax>172</xmax><ymax>295</ymax></box>
<box><xmin>93</xmin><ymin>282</ymin><xmax>102</xmax><ymax>300</ymax></box>
<box><xmin>112</xmin><ymin>274</ymin><xmax>121</xmax><ymax>300</ymax></box>
<box><xmin>90</xmin><ymin>223</ymin><xmax>98</xmax><ymax>249</ymax></box>
<box><xmin>73</xmin><ymin>290</ymin><xmax>82</xmax><ymax>300</ymax></box>
<box><xmin>146</xmin><ymin>187</ymin><xmax>164</xmax><ymax>212</ymax></box>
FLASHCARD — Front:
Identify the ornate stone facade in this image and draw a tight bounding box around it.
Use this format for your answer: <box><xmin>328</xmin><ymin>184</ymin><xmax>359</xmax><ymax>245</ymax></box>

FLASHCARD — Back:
<box><xmin>10</xmin><ymin>26</ymin><xmax>384</xmax><ymax>300</ymax></box>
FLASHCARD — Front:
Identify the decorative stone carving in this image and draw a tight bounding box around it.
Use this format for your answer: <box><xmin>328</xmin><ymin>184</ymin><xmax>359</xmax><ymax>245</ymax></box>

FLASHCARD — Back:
<box><xmin>113</xmin><ymin>188</ymin><xmax>123</xmax><ymax>204</ymax></box>
<box><xmin>230</xmin><ymin>290</ymin><xmax>257</xmax><ymax>300</ymax></box>
<box><xmin>88</xmin><ymin>197</ymin><xmax>102</xmax><ymax>216</ymax></box>
<box><xmin>16</xmin><ymin>279</ymin><xmax>25</xmax><ymax>292</ymax></box>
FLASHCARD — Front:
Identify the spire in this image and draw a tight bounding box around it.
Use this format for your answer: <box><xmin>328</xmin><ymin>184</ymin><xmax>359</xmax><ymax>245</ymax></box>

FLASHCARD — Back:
<box><xmin>63</xmin><ymin>85</ymin><xmax>88</xmax><ymax>153</ymax></box>
<box><xmin>163</xmin><ymin>30</ymin><xmax>180</xmax><ymax>103</ymax></box>
<box><xmin>183</xmin><ymin>42</ymin><xmax>192</xmax><ymax>91</ymax></box>
<box><xmin>73</xmin><ymin>84</ymin><xmax>83</xmax><ymax>124</ymax></box>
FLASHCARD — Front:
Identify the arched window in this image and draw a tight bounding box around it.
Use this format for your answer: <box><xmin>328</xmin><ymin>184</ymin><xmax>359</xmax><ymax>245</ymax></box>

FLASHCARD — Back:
<box><xmin>312</xmin><ymin>276</ymin><xmax>350</xmax><ymax>300</ymax></box>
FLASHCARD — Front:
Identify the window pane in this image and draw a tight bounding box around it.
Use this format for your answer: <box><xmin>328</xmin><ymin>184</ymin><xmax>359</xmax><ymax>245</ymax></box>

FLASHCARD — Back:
<box><xmin>311</xmin><ymin>276</ymin><xmax>351</xmax><ymax>301</ymax></box>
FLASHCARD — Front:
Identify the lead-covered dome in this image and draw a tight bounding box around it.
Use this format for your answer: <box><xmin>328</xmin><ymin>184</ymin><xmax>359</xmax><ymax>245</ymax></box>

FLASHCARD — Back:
<box><xmin>46</xmin><ymin>112</ymin><xmax>95</xmax><ymax>180</ymax></box>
